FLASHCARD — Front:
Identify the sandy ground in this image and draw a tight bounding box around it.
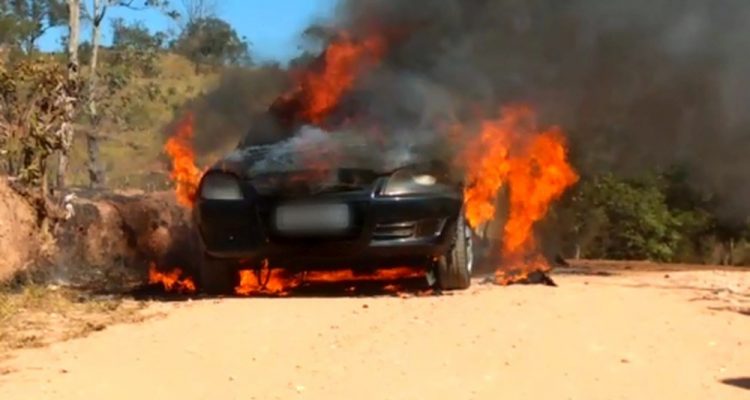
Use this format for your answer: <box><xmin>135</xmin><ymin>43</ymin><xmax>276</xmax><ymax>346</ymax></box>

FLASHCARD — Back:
<box><xmin>1</xmin><ymin>269</ymin><xmax>749</xmax><ymax>400</ymax></box>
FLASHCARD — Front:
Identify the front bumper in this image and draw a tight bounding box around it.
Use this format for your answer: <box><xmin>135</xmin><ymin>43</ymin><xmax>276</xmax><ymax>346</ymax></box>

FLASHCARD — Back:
<box><xmin>194</xmin><ymin>190</ymin><xmax>462</xmax><ymax>269</ymax></box>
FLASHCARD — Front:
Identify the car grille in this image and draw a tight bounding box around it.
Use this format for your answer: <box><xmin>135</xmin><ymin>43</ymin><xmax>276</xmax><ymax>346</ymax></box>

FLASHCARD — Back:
<box><xmin>373</xmin><ymin>219</ymin><xmax>446</xmax><ymax>241</ymax></box>
<box><xmin>373</xmin><ymin>222</ymin><xmax>415</xmax><ymax>240</ymax></box>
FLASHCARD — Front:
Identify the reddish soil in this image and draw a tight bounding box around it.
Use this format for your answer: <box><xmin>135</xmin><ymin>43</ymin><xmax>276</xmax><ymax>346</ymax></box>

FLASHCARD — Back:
<box><xmin>1</xmin><ymin>266</ymin><xmax>749</xmax><ymax>399</ymax></box>
<box><xmin>0</xmin><ymin>179</ymin><xmax>38</xmax><ymax>281</ymax></box>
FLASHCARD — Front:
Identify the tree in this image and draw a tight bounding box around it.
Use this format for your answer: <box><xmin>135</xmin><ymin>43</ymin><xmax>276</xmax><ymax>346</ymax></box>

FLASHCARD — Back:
<box><xmin>111</xmin><ymin>17</ymin><xmax>164</xmax><ymax>50</ymax></box>
<box><xmin>0</xmin><ymin>4</ymin><xmax>26</xmax><ymax>49</ymax></box>
<box><xmin>56</xmin><ymin>0</ymin><xmax>79</xmax><ymax>190</ymax></box>
<box><xmin>172</xmin><ymin>16</ymin><xmax>250</xmax><ymax>72</ymax></box>
<box><xmin>83</xmin><ymin>0</ymin><xmax>171</xmax><ymax>187</ymax></box>
<box><xmin>0</xmin><ymin>58</ymin><xmax>80</xmax><ymax>228</ymax></box>
<box><xmin>84</xmin><ymin>0</ymin><xmax>102</xmax><ymax>186</ymax></box>
<box><xmin>179</xmin><ymin>0</ymin><xmax>215</xmax><ymax>25</ymax></box>
<box><xmin>11</xmin><ymin>0</ymin><xmax>68</xmax><ymax>54</ymax></box>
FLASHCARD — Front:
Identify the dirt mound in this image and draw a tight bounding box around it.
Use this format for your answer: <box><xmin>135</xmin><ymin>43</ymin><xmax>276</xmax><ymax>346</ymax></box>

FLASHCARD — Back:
<box><xmin>0</xmin><ymin>181</ymin><xmax>198</xmax><ymax>287</ymax></box>
<box><xmin>55</xmin><ymin>190</ymin><xmax>199</xmax><ymax>287</ymax></box>
<box><xmin>0</xmin><ymin>178</ymin><xmax>39</xmax><ymax>281</ymax></box>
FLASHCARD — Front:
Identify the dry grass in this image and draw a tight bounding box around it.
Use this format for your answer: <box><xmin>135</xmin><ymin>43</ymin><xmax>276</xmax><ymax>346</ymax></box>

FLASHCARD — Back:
<box><xmin>0</xmin><ymin>284</ymin><xmax>148</xmax><ymax>353</ymax></box>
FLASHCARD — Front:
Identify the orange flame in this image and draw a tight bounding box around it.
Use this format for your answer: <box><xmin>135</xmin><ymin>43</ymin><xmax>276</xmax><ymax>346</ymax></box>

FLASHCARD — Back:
<box><xmin>235</xmin><ymin>260</ymin><xmax>296</xmax><ymax>296</ymax></box>
<box><xmin>165</xmin><ymin>112</ymin><xmax>202</xmax><ymax>208</ymax></box>
<box><xmin>273</xmin><ymin>33</ymin><xmax>386</xmax><ymax>126</ymax></box>
<box><xmin>301</xmin><ymin>33</ymin><xmax>385</xmax><ymax>124</ymax></box>
<box><xmin>234</xmin><ymin>260</ymin><xmax>424</xmax><ymax>296</ymax></box>
<box><xmin>304</xmin><ymin>267</ymin><xmax>424</xmax><ymax>283</ymax></box>
<box><xmin>504</xmin><ymin>127</ymin><xmax>579</xmax><ymax>258</ymax></box>
<box><xmin>461</xmin><ymin>106</ymin><xmax>578</xmax><ymax>283</ymax></box>
<box><xmin>462</xmin><ymin>113</ymin><xmax>515</xmax><ymax>228</ymax></box>
<box><xmin>148</xmin><ymin>262</ymin><xmax>196</xmax><ymax>294</ymax></box>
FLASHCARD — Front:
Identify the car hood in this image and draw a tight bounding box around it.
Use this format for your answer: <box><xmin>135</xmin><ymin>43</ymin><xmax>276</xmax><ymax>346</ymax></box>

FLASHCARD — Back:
<box><xmin>208</xmin><ymin>127</ymin><xmax>437</xmax><ymax>179</ymax></box>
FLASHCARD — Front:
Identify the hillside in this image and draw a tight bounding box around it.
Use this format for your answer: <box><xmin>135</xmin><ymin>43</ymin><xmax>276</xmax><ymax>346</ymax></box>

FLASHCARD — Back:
<box><xmin>67</xmin><ymin>53</ymin><xmax>220</xmax><ymax>190</ymax></box>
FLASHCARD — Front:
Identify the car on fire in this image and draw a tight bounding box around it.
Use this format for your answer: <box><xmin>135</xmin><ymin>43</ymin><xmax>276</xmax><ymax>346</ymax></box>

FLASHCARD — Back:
<box><xmin>193</xmin><ymin>130</ymin><xmax>473</xmax><ymax>294</ymax></box>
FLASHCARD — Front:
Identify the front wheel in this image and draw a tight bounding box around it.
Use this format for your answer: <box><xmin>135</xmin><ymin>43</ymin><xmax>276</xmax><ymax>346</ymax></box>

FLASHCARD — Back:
<box><xmin>434</xmin><ymin>212</ymin><xmax>473</xmax><ymax>290</ymax></box>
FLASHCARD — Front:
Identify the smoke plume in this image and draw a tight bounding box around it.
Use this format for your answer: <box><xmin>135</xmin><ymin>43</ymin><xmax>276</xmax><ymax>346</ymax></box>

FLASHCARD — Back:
<box><xmin>319</xmin><ymin>0</ymin><xmax>750</xmax><ymax>217</ymax></box>
<box><xmin>182</xmin><ymin>0</ymin><xmax>750</xmax><ymax>218</ymax></box>
<box><xmin>172</xmin><ymin>66</ymin><xmax>289</xmax><ymax>161</ymax></box>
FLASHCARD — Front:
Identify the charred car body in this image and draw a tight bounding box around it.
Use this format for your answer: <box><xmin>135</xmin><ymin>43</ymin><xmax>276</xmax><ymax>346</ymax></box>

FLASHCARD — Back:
<box><xmin>193</xmin><ymin>128</ymin><xmax>473</xmax><ymax>293</ymax></box>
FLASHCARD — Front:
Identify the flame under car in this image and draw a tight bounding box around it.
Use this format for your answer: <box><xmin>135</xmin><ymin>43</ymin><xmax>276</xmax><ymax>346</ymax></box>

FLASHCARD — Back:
<box><xmin>193</xmin><ymin>140</ymin><xmax>473</xmax><ymax>294</ymax></box>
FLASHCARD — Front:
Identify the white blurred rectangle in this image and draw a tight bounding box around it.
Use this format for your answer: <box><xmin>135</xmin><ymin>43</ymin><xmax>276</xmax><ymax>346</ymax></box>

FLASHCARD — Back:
<box><xmin>274</xmin><ymin>203</ymin><xmax>351</xmax><ymax>233</ymax></box>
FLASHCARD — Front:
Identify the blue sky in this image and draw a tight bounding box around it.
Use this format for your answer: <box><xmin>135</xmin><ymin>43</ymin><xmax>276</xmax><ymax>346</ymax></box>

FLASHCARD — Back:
<box><xmin>38</xmin><ymin>0</ymin><xmax>340</xmax><ymax>63</ymax></box>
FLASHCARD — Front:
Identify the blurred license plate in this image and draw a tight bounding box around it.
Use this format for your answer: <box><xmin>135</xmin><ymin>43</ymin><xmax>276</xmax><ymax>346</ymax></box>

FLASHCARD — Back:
<box><xmin>274</xmin><ymin>203</ymin><xmax>351</xmax><ymax>233</ymax></box>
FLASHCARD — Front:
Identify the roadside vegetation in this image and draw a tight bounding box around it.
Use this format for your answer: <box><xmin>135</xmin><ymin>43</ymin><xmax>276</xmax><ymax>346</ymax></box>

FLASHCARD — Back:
<box><xmin>552</xmin><ymin>169</ymin><xmax>750</xmax><ymax>265</ymax></box>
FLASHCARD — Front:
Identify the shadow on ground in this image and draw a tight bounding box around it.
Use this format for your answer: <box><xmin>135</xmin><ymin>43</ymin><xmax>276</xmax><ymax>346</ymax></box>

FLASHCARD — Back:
<box><xmin>721</xmin><ymin>377</ymin><xmax>750</xmax><ymax>391</ymax></box>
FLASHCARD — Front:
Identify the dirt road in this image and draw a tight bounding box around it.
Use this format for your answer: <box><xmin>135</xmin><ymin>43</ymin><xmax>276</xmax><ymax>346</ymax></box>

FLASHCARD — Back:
<box><xmin>1</xmin><ymin>269</ymin><xmax>749</xmax><ymax>399</ymax></box>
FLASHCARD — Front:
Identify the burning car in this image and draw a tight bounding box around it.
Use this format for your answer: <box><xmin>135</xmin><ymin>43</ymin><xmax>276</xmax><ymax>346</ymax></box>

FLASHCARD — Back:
<box><xmin>164</xmin><ymin>31</ymin><xmax>578</xmax><ymax>294</ymax></box>
<box><xmin>192</xmin><ymin>129</ymin><xmax>473</xmax><ymax>294</ymax></box>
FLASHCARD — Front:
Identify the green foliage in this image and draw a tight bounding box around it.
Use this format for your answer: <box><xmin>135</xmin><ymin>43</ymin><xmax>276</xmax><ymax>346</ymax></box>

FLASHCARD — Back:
<box><xmin>0</xmin><ymin>0</ymin><xmax>67</xmax><ymax>53</ymax></box>
<box><xmin>571</xmin><ymin>174</ymin><xmax>681</xmax><ymax>261</ymax></box>
<box><xmin>86</xmin><ymin>48</ymin><xmax>166</xmax><ymax>130</ymax></box>
<box><xmin>0</xmin><ymin>11</ymin><xmax>25</xmax><ymax>48</ymax></box>
<box><xmin>560</xmin><ymin>167</ymin><xmax>750</xmax><ymax>264</ymax></box>
<box><xmin>83</xmin><ymin>18</ymin><xmax>170</xmax><ymax>132</ymax></box>
<box><xmin>111</xmin><ymin>17</ymin><xmax>165</xmax><ymax>51</ymax></box>
<box><xmin>63</xmin><ymin>51</ymin><xmax>216</xmax><ymax>189</ymax></box>
<box><xmin>171</xmin><ymin>16</ymin><xmax>250</xmax><ymax>71</ymax></box>
<box><xmin>108</xmin><ymin>40</ymin><xmax>160</xmax><ymax>77</ymax></box>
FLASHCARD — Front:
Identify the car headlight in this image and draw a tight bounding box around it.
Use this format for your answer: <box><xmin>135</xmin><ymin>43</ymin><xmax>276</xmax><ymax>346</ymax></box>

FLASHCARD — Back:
<box><xmin>380</xmin><ymin>168</ymin><xmax>450</xmax><ymax>196</ymax></box>
<box><xmin>200</xmin><ymin>173</ymin><xmax>243</xmax><ymax>200</ymax></box>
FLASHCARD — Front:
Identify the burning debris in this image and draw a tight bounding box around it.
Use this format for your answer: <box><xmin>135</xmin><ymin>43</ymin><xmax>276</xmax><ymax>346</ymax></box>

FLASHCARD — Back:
<box><xmin>496</xmin><ymin>269</ymin><xmax>558</xmax><ymax>287</ymax></box>
<box><xmin>233</xmin><ymin>265</ymin><xmax>426</xmax><ymax>297</ymax></box>
<box><xmin>235</xmin><ymin>260</ymin><xmax>293</xmax><ymax>296</ymax></box>
<box><xmin>147</xmin><ymin>263</ymin><xmax>196</xmax><ymax>294</ymax></box>
<box><xmin>147</xmin><ymin>257</ymin><xmax>425</xmax><ymax>297</ymax></box>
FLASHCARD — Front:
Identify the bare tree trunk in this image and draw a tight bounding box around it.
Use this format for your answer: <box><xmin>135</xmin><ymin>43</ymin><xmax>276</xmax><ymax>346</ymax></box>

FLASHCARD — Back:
<box><xmin>57</xmin><ymin>0</ymin><xmax>81</xmax><ymax>191</ymax></box>
<box><xmin>85</xmin><ymin>127</ymin><xmax>104</xmax><ymax>188</ymax></box>
<box><xmin>87</xmin><ymin>0</ymin><xmax>105</xmax><ymax>188</ymax></box>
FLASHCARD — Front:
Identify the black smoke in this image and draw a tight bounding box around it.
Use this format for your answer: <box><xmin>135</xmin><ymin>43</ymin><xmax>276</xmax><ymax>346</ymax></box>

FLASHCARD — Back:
<box><xmin>169</xmin><ymin>65</ymin><xmax>290</xmax><ymax>162</ymax></box>
<box><xmin>318</xmin><ymin>0</ymin><xmax>750</xmax><ymax>218</ymax></box>
<box><xmin>180</xmin><ymin>0</ymin><xmax>750</xmax><ymax>219</ymax></box>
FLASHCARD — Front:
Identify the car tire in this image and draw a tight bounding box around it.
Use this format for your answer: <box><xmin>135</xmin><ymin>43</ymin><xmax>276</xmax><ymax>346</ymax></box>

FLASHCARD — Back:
<box><xmin>435</xmin><ymin>212</ymin><xmax>473</xmax><ymax>290</ymax></box>
<box><xmin>198</xmin><ymin>254</ymin><xmax>236</xmax><ymax>295</ymax></box>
